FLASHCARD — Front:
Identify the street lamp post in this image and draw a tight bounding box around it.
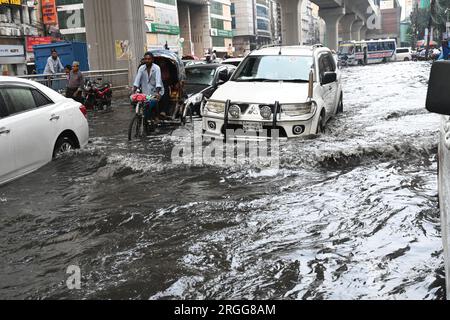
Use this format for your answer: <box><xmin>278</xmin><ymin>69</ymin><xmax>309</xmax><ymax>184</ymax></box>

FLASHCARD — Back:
<box><xmin>425</xmin><ymin>0</ymin><xmax>435</xmax><ymax>60</ymax></box>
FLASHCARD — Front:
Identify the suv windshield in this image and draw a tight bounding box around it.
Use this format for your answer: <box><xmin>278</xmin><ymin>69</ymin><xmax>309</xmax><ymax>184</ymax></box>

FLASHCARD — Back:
<box><xmin>232</xmin><ymin>55</ymin><xmax>313</xmax><ymax>82</ymax></box>
<box><xmin>185</xmin><ymin>67</ymin><xmax>217</xmax><ymax>86</ymax></box>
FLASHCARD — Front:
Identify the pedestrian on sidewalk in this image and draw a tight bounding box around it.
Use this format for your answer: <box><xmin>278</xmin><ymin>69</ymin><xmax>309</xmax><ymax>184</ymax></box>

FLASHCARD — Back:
<box><xmin>437</xmin><ymin>39</ymin><xmax>450</xmax><ymax>60</ymax></box>
<box><xmin>44</xmin><ymin>49</ymin><xmax>64</xmax><ymax>88</ymax></box>
<box><xmin>44</xmin><ymin>49</ymin><xmax>64</xmax><ymax>75</ymax></box>
<box><xmin>66</xmin><ymin>61</ymin><xmax>84</xmax><ymax>103</ymax></box>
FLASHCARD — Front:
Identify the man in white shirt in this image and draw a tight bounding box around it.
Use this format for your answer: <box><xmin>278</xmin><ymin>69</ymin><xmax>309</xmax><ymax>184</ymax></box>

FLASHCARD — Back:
<box><xmin>44</xmin><ymin>49</ymin><xmax>64</xmax><ymax>75</ymax></box>
<box><xmin>133</xmin><ymin>51</ymin><xmax>164</xmax><ymax>123</ymax></box>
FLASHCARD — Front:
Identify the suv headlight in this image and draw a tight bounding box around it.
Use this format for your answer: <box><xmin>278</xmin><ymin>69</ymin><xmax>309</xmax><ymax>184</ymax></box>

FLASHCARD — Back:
<box><xmin>282</xmin><ymin>102</ymin><xmax>316</xmax><ymax>116</ymax></box>
<box><xmin>205</xmin><ymin>100</ymin><xmax>225</xmax><ymax>114</ymax></box>
<box><xmin>191</xmin><ymin>93</ymin><xmax>203</xmax><ymax>104</ymax></box>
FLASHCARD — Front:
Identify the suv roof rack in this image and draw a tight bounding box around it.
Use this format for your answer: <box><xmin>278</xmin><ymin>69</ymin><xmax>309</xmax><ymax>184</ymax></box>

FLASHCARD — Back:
<box><xmin>258</xmin><ymin>43</ymin><xmax>283</xmax><ymax>50</ymax></box>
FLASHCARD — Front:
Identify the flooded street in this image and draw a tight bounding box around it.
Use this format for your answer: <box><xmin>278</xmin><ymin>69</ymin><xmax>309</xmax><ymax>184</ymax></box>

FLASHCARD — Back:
<box><xmin>0</xmin><ymin>61</ymin><xmax>446</xmax><ymax>300</ymax></box>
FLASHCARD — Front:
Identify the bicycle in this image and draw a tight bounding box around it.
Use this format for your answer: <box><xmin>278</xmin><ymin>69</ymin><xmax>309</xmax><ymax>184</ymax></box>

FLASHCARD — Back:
<box><xmin>128</xmin><ymin>93</ymin><xmax>158</xmax><ymax>141</ymax></box>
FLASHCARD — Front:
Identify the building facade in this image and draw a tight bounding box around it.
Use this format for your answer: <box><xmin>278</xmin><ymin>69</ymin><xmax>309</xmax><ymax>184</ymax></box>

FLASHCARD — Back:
<box><xmin>56</xmin><ymin>0</ymin><xmax>86</xmax><ymax>42</ymax></box>
<box><xmin>300</xmin><ymin>0</ymin><xmax>320</xmax><ymax>45</ymax></box>
<box><xmin>0</xmin><ymin>0</ymin><xmax>43</xmax><ymax>75</ymax></box>
<box><xmin>366</xmin><ymin>0</ymin><xmax>402</xmax><ymax>43</ymax></box>
<box><xmin>145</xmin><ymin>0</ymin><xmax>181</xmax><ymax>52</ymax></box>
<box><xmin>231</xmin><ymin>0</ymin><xmax>281</xmax><ymax>56</ymax></box>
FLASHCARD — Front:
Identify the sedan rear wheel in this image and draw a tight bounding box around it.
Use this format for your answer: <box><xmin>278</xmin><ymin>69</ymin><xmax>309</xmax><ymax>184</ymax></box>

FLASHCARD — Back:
<box><xmin>53</xmin><ymin>136</ymin><xmax>76</xmax><ymax>158</ymax></box>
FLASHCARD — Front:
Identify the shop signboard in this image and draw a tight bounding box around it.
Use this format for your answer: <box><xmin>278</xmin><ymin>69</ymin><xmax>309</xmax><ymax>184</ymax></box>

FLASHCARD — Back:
<box><xmin>211</xmin><ymin>28</ymin><xmax>233</xmax><ymax>38</ymax></box>
<box><xmin>147</xmin><ymin>22</ymin><xmax>180</xmax><ymax>35</ymax></box>
<box><xmin>0</xmin><ymin>0</ymin><xmax>21</xmax><ymax>7</ymax></box>
<box><xmin>26</xmin><ymin>36</ymin><xmax>56</xmax><ymax>52</ymax></box>
<box><xmin>0</xmin><ymin>45</ymin><xmax>25</xmax><ymax>57</ymax></box>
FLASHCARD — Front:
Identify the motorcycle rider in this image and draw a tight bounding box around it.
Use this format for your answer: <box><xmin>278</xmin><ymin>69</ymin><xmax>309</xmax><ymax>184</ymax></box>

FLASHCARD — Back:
<box><xmin>133</xmin><ymin>52</ymin><xmax>164</xmax><ymax>124</ymax></box>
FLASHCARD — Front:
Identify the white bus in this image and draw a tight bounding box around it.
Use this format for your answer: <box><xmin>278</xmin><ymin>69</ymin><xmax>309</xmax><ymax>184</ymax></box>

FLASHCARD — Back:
<box><xmin>337</xmin><ymin>41</ymin><xmax>368</xmax><ymax>66</ymax></box>
<box><xmin>364</xmin><ymin>39</ymin><xmax>397</xmax><ymax>64</ymax></box>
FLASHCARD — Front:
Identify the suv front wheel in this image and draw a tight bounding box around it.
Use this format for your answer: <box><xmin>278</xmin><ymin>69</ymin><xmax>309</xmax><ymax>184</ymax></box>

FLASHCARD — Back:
<box><xmin>316</xmin><ymin>113</ymin><xmax>325</xmax><ymax>134</ymax></box>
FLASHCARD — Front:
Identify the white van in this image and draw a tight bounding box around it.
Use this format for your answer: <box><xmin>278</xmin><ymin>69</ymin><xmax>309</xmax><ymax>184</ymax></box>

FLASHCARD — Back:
<box><xmin>201</xmin><ymin>45</ymin><xmax>344</xmax><ymax>138</ymax></box>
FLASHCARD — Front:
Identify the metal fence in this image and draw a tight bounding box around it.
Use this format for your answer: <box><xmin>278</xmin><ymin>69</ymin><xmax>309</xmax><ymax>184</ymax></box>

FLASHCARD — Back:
<box><xmin>17</xmin><ymin>69</ymin><xmax>130</xmax><ymax>94</ymax></box>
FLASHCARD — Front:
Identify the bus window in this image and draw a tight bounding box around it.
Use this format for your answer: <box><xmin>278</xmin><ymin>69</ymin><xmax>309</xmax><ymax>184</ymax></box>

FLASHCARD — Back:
<box><xmin>368</xmin><ymin>43</ymin><xmax>377</xmax><ymax>51</ymax></box>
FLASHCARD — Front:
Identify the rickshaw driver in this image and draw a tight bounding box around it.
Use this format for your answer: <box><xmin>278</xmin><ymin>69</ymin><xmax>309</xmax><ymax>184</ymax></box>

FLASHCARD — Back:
<box><xmin>133</xmin><ymin>52</ymin><xmax>165</xmax><ymax>123</ymax></box>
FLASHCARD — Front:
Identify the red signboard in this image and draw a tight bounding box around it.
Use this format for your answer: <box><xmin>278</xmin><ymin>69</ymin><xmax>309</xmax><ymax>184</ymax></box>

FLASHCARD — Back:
<box><xmin>41</xmin><ymin>0</ymin><xmax>58</xmax><ymax>25</ymax></box>
<box><xmin>26</xmin><ymin>36</ymin><xmax>55</xmax><ymax>52</ymax></box>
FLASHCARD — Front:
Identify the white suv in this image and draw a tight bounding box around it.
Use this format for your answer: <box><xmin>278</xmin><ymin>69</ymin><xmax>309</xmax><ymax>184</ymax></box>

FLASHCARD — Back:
<box><xmin>426</xmin><ymin>60</ymin><xmax>450</xmax><ymax>298</ymax></box>
<box><xmin>201</xmin><ymin>45</ymin><xmax>343</xmax><ymax>138</ymax></box>
<box><xmin>395</xmin><ymin>47</ymin><xmax>412</xmax><ymax>61</ymax></box>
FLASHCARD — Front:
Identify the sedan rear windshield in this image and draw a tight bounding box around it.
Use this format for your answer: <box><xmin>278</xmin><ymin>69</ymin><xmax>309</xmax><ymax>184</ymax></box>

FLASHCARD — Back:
<box><xmin>185</xmin><ymin>68</ymin><xmax>216</xmax><ymax>86</ymax></box>
<box><xmin>232</xmin><ymin>55</ymin><xmax>313</xmax><ymax>82</ymax></box>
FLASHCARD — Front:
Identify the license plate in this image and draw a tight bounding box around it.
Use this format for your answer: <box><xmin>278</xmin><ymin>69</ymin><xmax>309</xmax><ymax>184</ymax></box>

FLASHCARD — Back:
<box><xmin>243</xmin><ymin>121</ymin><xmax>263</xmax><ymax>132</ymax></box>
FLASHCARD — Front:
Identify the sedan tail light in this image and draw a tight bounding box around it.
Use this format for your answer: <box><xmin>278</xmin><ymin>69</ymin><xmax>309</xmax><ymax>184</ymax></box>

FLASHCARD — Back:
<box><xmin>79</xmin><ymin>105</ymin><xmax>88</xmax><ymax>118</ymax></box>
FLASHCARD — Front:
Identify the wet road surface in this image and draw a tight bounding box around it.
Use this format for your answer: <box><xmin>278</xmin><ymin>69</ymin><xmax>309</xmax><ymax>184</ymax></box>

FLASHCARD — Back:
<box><xmin>0</xmin><ymin>61</ymin><xmax>446</xmax><ymax>299</ymax></box>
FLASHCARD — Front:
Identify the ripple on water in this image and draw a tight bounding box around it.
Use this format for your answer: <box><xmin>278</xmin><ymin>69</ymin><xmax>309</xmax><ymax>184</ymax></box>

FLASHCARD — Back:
<box><xmin>0</xmin><ymin>61</ymin><xmax>444</xmax><ymax>300</ymax></box>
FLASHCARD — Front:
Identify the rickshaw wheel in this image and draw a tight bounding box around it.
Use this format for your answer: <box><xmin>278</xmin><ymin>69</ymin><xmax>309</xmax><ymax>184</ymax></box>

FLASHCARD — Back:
<box><xmin>128</xmin><ymin>115</ymin><xmax>145</xmax><ymax>141</ymax></box>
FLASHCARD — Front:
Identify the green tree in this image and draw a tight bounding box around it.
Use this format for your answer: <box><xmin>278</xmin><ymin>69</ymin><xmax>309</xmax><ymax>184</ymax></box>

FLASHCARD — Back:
<box><xmin>409</xmin><ymin>0</ymin><xmax>450</xmax><ymax>47</ymax></box>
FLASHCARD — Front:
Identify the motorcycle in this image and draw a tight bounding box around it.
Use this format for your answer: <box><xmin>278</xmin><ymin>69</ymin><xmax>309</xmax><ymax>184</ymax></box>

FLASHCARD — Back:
<box><xmin>83</xmin><ymin>78</ymin><xmax>113</xmax><ymax>111</ymax></box>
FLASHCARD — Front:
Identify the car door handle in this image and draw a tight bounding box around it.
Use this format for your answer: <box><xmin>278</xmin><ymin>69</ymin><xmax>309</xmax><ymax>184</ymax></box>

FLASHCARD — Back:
<box><xmin>0</xmin><ymin>127</ymin><xmax>10</xmax><ymax>135</ymax></box>
<box><xmin>50</xmin><ymin>114</ymin><xmax>60</xmax><ymax>121</ymax></box>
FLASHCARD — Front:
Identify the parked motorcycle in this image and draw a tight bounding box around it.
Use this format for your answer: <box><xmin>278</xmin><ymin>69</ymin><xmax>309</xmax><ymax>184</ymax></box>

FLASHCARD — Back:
<box><xmin>83</xmin><ymin>78</ymin><xmax>113</xmax><ymax>111</ymax></box>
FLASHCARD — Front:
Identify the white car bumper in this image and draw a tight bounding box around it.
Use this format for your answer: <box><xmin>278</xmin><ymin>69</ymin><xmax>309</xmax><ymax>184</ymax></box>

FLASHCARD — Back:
<box><xmin>202</xmin><ymin>113</ymin><xmax>318</xmax><ymax>139</ymax></box>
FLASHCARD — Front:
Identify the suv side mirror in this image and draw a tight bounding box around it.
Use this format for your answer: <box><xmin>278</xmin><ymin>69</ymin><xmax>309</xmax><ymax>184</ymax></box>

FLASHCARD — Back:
<box><xmin>426</xmin><ymin>61</ymin><xmax>450</xmax><ymax>115</ymax></box>
<box><xmin>321</xmin><ymin>72</ymin><xmax>337</xmax><ymax>85</ymax></box>
<box><xmin>227</xmin><ymin>69</ymin><xmax>235</xmax><ymax>80</ymax></box>
<box><xmin>218</xmin><ymin>69</ymin><xmax>230</xmax><ymax>84</ymax></box>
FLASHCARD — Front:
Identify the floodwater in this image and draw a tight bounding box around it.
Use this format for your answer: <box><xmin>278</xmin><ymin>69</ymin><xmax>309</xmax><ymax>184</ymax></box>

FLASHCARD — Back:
<box><xmin>0</xmin><ymin>61</ymin><xmax>446</xmax><ymax>300</ymax></box>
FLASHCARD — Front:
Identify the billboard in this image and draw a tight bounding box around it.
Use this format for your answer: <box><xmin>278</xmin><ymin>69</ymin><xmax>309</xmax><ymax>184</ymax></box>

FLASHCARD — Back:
<box><xmin>42</xmin><ymin>0</ymin><xmax>58</xmax><ymax>25</ymax></box>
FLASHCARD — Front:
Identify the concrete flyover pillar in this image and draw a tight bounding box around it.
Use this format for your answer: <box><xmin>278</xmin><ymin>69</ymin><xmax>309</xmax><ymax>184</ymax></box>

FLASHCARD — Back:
<box><xmin>319</xmin><ymin>7</ymin><xmax>345</xmax><ymax>51</ymax></box>
<box><xmin>360</xmin><ymin>26</ymin><xmax>368</xmax><ymax>41</ymax></box>
<box><xmin>351</xmin><ymin>20</ymin><xmax>364</xmax><ymax>41</ymax></box>
<box><xmin>84</xmin><ymin>0</ymin><xmax>146</xmax><ymax>81</ymax></box>
<box><xmin>340</xmin><ymin>14</ymin><xmax>357</xmax><ymax>41</ymax></box>
<box><xmin>279</xmin><ymin>0</ymin><xmax>302</xmax><ymax>45</ymax></box>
